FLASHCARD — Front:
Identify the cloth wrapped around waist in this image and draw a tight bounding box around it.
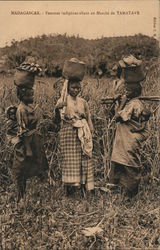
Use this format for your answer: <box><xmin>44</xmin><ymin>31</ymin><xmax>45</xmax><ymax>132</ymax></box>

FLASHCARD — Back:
<box><xmin>62</xmin><ymin>117</ymin><xmax>93</xmax><ymax>158</ymax></box>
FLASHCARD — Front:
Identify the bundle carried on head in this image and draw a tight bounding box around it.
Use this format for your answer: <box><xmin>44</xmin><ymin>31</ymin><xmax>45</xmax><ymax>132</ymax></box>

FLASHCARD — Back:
<box><xmin>118</xmin><ymin>55</ymin><xmax>145</xmax><ymax>83</ymax></box>
<box><xmin>62</xmin><ymin>58</ymin><xmax>86</xmax><ymax>81</ymax></box>
<box><xmin>14</xmin><ymin>60</ymin><xmax>42</xmax><ymax>89</ymax></box>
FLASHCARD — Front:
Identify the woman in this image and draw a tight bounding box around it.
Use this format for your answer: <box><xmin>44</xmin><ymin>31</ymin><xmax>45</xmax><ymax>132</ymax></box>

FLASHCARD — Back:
<box><xmin>57</xmin><ymin>77</ymin><xmax>94</xmax><ymax>195</ymax></box>
<box><xmin>109</xmin><ymin>83</ymin><xmax>151</xmax><ymax>197</ymax></box>
<box><xmin>12</xmin><ymin>86</ymin><xmax>49</xmax><ymax>202</ymax></box>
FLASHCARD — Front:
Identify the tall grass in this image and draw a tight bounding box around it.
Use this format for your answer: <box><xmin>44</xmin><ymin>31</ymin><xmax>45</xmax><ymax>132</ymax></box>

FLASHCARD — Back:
<box><xmin>0</xmin><ymin>63</ymin><xmax>159</xmax><ymax>249</ymax></box>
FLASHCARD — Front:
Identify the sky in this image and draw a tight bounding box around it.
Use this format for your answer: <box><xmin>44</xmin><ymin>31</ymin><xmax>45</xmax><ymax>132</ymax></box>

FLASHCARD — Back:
<box><xmin>0</xmin><ymin>0</ymin><xmax>159</xmax><ymax>48</ymax></box>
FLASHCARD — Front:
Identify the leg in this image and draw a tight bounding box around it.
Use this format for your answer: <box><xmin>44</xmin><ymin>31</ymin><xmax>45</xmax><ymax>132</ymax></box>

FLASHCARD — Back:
<box><xmin>81</xmin><ymin>155</ymin><xmax>94</xmax><ymax>191</ymax></box>
<box><xmin>17</xmin><ymin>175</ymin><xmax>26</xmax><ymax>202</ymax></box>
<box><xmin>24</xmin><ymin>136</ymin><xmax>32</xmax><ymax>157</ymax></box>
<box><xmin>64</xmin><ymin>184</ymin><xmax>78</xmax><ymax>196</ymax></box>
<box><xmin>120</xmin><ymin>166</ymin><xmax>141</xmax><ymax>197</ymax></box>
<box><xmin>108</xmin><ymin>162</ymin><xmax>121</xmax><ymax>185</ymax></box>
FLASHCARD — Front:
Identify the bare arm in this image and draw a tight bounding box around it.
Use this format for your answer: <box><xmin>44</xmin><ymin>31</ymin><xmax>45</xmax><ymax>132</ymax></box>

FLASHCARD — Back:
<box><xmin>17</xmin><ymin>107</ymin><xmax>29</xmax><ymax>137</ymax></box>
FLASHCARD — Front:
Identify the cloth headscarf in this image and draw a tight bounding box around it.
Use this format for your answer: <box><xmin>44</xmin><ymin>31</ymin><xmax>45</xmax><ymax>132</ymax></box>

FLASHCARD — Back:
<box><xmin>118</xmin><ymin>54</ymin><xmax>142</xmax><ymax>68</ymax></box>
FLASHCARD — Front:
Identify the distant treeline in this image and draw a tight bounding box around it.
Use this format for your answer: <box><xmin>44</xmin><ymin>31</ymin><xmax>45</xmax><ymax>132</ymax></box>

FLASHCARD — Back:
<box><xmin>0</xmin><ymin>33</ymin><xmax>159</xmax><ymax>77</ymax></box>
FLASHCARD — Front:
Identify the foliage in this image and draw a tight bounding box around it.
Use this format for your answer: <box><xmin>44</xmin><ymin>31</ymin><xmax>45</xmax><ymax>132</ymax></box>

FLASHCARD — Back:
<box><xmin>0</xmin><ymin>34</ymin><xmax>159</xmax><ymax>74</ymax></box>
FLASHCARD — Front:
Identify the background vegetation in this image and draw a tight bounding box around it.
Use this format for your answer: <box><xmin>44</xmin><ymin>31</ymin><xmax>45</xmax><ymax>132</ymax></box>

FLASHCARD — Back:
<box><xmin>0</xmin><ymin>33</ymin><xmax>159</xmax><ymax>76</ymax></box>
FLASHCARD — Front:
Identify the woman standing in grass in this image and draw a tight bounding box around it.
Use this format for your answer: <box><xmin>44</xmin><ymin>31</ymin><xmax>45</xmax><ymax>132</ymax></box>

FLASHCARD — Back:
<box><xmin>11</xmin><ymin>62</ymin><xmax>50</xmax><ymax>202</ymax></box>
<box><xmin>109</xmin><ymin>56</ymin><xmax>151</xmax><ymax>197</ymax></box>
<box><xmin>56</xmin><ymin>65</ymin><xmax>94</xmax><ymax>195</ymax></box>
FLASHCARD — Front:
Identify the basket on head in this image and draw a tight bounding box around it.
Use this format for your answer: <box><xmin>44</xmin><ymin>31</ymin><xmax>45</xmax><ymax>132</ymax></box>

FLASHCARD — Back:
<box><xmin>122</xmin><ymin>65</ymin><xmax>145</xmax><ymax>83</ymax></box>
<box><xmin>63</xmin><ymin>58</ymin><xmax>86</xmax><ymax>81</ymax></box>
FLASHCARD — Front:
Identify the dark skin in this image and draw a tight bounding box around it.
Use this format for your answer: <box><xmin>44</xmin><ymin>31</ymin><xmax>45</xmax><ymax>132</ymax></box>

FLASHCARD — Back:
<box><xmin>55</xmin><ymin>81</ymin><xmax>81</xmax><ymax>110</ymax></box>
<box><xmin>126</xmin><ymin>87</ymin><xmax>151</xmax><ymax>133</ymax></box>
<box><xmin>68</xmin><ymin>81</ymin><xmax>81</xmax><ymax>98</ymax></box>
<box><xmin>20</xmin><ymin>89</ymin><xmax>35</xmax><ymax>157</ymax></box>
<box><xmin>22</xmin><ymin>89</ymin><xmax>34</xmax><ymax>105</ymax></box>
<box><xmin>114</xmin><ymin>85</ymin><xmax>138</xmax><ymax>121</ymax></box>
<box><xmin>130</xmin><ymin>109</ymin><xmax>151</xmax><ymax>133</ymax></box>
<box><xmin>7</xmin><ymin>107</ymin><xmax>17</xmax><ymax>121</ymax></box>
<box><xmin>55</xmin><ymin>81</ymin><xmax>81</xmax><ymax>124</ymax></box>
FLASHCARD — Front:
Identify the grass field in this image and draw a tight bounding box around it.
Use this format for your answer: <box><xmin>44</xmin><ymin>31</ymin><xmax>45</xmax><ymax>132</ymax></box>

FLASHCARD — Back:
<box><xmin>0</xmin><ymin>69</ymin><xmax>159</xmax><ymax>249</ymax></box>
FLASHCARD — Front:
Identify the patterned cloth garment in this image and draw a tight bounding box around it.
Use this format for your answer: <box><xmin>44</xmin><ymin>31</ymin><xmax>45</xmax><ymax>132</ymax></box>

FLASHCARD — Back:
<box><xmin>64</xmin><ymin>95</ymin><xmax>93</xmax><ymax>158</ymax></box>
<box><xmin>59</xmin><ymin>122</ymin><xmax>94</xmax><ymax>191</ymax></box>
<box><xmin>57</xmin><ymin>78</ymin><xmax>94</xmax><ymax>190</ymax></box>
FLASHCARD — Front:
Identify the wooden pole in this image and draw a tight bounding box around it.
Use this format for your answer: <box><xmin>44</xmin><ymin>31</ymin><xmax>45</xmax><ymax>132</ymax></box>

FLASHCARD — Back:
<box><xmin>101</xmin><ymin>96</ymin><xmax>160</xmax><ymax>104</ymax></box>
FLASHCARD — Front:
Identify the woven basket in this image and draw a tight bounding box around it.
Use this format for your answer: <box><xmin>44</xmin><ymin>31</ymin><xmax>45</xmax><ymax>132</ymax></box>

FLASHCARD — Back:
<box><xmin>14</xmin><ymin>69</ymin><xmax>35</xmax><ymax>89</ymax></box>
<box><xmin>122</xmin><ymin>65</ymin><xmax>145</xmax><ymax>83</ymax></box>
<box><xmin>63</xmin><ymin>59</ymin><xmax>86</xmax><ymax>81</ymax></box>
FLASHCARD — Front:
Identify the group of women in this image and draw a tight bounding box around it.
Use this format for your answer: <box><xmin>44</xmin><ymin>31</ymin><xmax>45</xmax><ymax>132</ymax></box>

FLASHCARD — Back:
<box><xmin>6</xmin><ymin>56</ymin><xmax>151</xmax><ymax>202</ymax></box>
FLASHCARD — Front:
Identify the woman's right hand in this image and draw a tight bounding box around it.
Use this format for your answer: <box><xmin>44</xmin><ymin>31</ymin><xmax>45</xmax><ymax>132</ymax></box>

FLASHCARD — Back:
<box><xmin>55</xmin><ymin>102</ymin><xmax>67</xmax><ymax>110</ymax></box>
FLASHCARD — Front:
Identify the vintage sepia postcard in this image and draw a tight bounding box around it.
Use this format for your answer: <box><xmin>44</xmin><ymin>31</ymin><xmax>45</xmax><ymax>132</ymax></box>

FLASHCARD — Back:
<box><xmin>0</xmin><ymin>1</ymin><xmax>159</xmax><ymax>249</ymax></box>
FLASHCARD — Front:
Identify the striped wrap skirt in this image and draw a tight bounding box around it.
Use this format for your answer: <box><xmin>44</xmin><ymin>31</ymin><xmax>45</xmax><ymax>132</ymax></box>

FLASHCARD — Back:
<box><xmin>59</xmin><ymin>122</ymin><xmax>94</xmax><ymax>190</ymax></box>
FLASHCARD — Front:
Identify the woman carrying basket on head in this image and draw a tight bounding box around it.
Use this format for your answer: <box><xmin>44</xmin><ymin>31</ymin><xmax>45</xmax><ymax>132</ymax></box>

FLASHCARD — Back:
<box><xmin>108</xmin><ymin>55</ymin><xmax>151</xmax><ymax>197</ymax></box>
<box><xmin>11</xmin><ymin>60</ymin><xmax>50</xmax><ymax>202</ymax></box>
<box><xmin>56</xmin><ymin>58</ymin><xmax>94</xmax><ymax>196</ymax></box>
